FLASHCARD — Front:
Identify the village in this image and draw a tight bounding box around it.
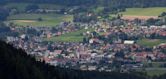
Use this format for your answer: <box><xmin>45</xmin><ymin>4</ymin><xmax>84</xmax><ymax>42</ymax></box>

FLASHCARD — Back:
<box><xmin>4</xmin><ymin>19</ymin><xmax>166</xmax><ymax>72</ymax></box>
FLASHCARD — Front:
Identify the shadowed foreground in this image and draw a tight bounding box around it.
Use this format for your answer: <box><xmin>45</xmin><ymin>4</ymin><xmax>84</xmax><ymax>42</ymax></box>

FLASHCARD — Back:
<box><xmin>0</xmin><ymin>41</ymin><xmax>166</xmax><ymax>79</ymax></box>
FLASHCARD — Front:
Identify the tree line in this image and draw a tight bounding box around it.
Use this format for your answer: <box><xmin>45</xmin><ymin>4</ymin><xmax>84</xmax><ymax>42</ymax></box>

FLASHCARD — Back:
<box><xmin>1</xmin><ymin>0</ymin><xmax>166</xmax><ymax>7</ymax></box>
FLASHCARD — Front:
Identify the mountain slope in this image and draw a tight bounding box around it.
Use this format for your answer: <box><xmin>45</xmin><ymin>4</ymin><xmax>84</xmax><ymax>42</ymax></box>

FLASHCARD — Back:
<box><xmin>0</xmin><ymin>41</ymin><xmax>161</xmax><ymax>79</ymax></box>
<box><xmin>1</xmin><ymin>0</ymin><xmax>166</xmax><ymax>7</ymax></box>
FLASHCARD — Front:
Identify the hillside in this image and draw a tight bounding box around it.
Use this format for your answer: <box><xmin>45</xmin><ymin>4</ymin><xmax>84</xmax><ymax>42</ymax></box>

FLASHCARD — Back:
<box><xmin>1</xmin><ymin>0</ymin><xmax>166</xmax><ymax>7</ymax></box>
<box><xmin>0</xmin><ymin>40</ymin><xmax>151</xmax><ymax>79</ymax></box>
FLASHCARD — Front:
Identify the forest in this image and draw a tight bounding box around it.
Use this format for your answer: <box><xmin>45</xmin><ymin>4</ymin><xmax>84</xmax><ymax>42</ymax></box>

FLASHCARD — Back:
<box><xmin>0</xmin><ymin>0</ymin><xmax>166</xmax><ymax>7</ymax></box>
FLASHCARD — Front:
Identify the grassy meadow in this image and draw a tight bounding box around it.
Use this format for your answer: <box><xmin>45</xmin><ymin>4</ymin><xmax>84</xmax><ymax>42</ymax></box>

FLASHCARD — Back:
<box><xmin>120</xmin><ymin>7</ymin><xmax>166</xmax><ymax>16</ymax></box>
<box><xmin>146</xmin><ymin>69</ymin><xmax>166</xmax><ymax>76</ymax></box>
<box><xmin>45</xmin><ymin>28</ymin><xmax>94</xmax><ymax>42</ymax></box>
<box><xmin>3</xmin><ymin>3</ymin><xmax>72</xmax><ymax>27</ymax></box>
<box><xmin>137</xmin><ymin>39</ymin><xmax>166</xmax><ymax>47</ymax></box>
<box><xmin>6</xmin><ymin>13</ymin><xmax>73</xmax><ymax>27</ymax></box>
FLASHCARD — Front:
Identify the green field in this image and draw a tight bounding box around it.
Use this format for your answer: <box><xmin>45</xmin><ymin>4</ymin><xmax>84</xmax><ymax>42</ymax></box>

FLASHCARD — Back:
<box><xmin>6</xmin><ymin>13</ymin><xmax>73</xmax><ymax>27</ymax></box>
<box><xmin>137</xmin><ymin>39</ymin><xmax>166</xmax><ymax>47</ymax></box>
<box><xmin>135</xmin><ymin>68</ymin><xmax>166</xmax><ymax>77</ymax></box>
<box><xmin>120</xmin><ymin>7</ymin><xmax>166</xmax><ymax>16</ymax></box>
<box><xmin>93</xmin><ymin>7</ymin><xmax>104</xmax><ymax>13</ymax></box>
<box><xmin>146</xmin><ymin>69</ymin><xmax>166</xmax><ymax>76</ymax></box>
<box><xmin>45</xmin><ymin>28</ymin><xmax>94</xmax><ymax>42</ymax></box>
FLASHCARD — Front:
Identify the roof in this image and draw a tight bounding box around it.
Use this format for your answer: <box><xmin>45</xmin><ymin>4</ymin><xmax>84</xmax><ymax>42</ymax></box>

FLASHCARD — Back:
<box><xmin>124</xmin><ymin>40</ymin><xmax>134</xmax><ymax>44</ymax></box>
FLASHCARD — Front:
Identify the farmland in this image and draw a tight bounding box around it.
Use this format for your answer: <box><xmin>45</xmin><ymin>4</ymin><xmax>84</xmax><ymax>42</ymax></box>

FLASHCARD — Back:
<box><xmin>137</xmin><ymin>69</ymin><xmax>166</xmax><ymax>77</ymax></box>
<box><xmin>45</xmin><ymin>28</ymin><xmax>94</xmax><ymax>42</ymax></box>
<box><xmin>120</xmin><ymin>7</ymin><xmax>166</xmax><ymax>20</ymax></box>
<box><xmin>2</xmin><ymin>3</ymin><xmax>73</xmax><ymax>27</ymax></box>
<box><xmin>146</xmin><ymin>69</ymin><xmax>166</xmax><ymax>76</ymax></box>
<box><xmin>6</xmin><ymin>13</ymin><xmax>73</xmax><ymax>27</ymax></box>
<box><xmin>97</xmin><ymin>7</ymin><xmax>166</xmax><ymax>20</ymax></box>
<box><xmin>120</xmin><ymin>7</ymin><xmax>166</xmax><ymax>16</ymax></box>
<box><xmin>137</xmin><ymin>39</ymin><xmax>166</xmax><ymax>47</ymax></box>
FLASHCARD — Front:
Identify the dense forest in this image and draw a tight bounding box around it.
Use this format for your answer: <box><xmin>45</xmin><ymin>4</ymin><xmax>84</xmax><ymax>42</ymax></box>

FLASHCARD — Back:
<box><xmin>1</xmin><ymin>40</ymin><xmax>166</xmax><ymax>79</ymax></box>
<box><xmin>1</xmin><ymin>0</ymin><xmax>166</xmax><ymax>7</ymax></box>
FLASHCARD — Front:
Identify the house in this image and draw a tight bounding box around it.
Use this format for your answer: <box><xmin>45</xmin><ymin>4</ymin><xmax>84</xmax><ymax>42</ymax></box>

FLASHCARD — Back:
<box><xmin>80</xmin><ymin>65</ymin><xmax>87</xmax><ymax>70</ymax></box>
<box><xmin>157</xmin><ymin>53</ymin><xmax>166</xmax><ymax>59</ymax></box>
<box><xmin>88</xmin><ymin>66</ymin><xmax>97</xmax><ymax>71</ymax></box>
<box><xmin>124</xmin><ymin>40</ymin><xmax>135</xmax><ymax>44</ymax></box>
<box><xmin>54</xmin><ymin>50</ymin><xmax>62</xmax><ymax>54</ymax></box>
<box><xmin>158</xmin><ymin>43</ymin><xmax>166</xmax><ymax>48</ymax></box>
<box><xmin>20</xmin><ymin>34</ymin><xmax>26</xmax><ymax>39</ymax></box>
<box><xmin>134</xmin><ymin>52</ymin><xmax>148</xmax><ymax>62</ymax></box>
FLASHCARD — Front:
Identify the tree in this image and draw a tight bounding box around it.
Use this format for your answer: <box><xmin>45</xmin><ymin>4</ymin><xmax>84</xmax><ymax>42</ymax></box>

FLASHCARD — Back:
<box><xmin>38</xmin><ymin>17</ymin><xmax>43</xmax><ymax>21</ymax></box>
<box><xmin>0</xmin><ymin>0</ymin><xmax>6</xmax><ymax>4</ymax></box>
<box><xmin>25</xmin><ymin>4</ymin><xmax>39</xmax><ymax>12</ymax></box>
<box><xmin>0</xmin><ymin>8</ymin><xmax>9</xmax><ymax>21</ymax></box>
<box><xmin>160</xmin><ymin>12</ymin><xmax>166</xmax><ymax>17</ymax></box>
<box><xmin>146</xmin><ymin>18</ymin><xmax>157</xmax><ymax>25</ymax></box>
